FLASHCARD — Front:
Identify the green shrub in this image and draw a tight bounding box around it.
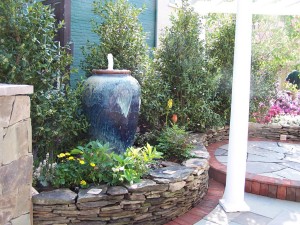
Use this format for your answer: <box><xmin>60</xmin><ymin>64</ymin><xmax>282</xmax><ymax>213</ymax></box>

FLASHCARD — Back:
<box><xmin>155</xmin><ymin>1</ymin><xmax>222</xmax><ymax>131</ymax></box>
<box><xmin>205</xmin><ymin>14</ymin><xmax>236</xmax><ymax>123</ymax></box>
<box><xmin>156</xmin><ymin>124</ymin><xmax>192</xmax><ymax>162</ymax></box>
<box><xmin>32</xmin><ymin>83</ymin><xmax>89</xmax><ymax>158</ymax></box>
<box><xmin>138</xmin><ymin>60</ymin><xmax>170</xmax><ymax>131</ymax></box>
<box><xmin>81</xmin><ymin>0</ymin><xmax>149</xmax><ymax>81</ymax></box>
<box><xmin>0</xmin><ymin>0</ymin><xmax>89</xmax><ymax>158</ymax></box>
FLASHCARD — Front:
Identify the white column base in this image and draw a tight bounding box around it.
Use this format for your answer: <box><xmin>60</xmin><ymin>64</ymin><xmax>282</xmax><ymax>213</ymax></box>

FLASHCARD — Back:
<box><xmin>219</xmin><ymin>198</ymin><xmax>250</xmax><ymax>213</ymax></box>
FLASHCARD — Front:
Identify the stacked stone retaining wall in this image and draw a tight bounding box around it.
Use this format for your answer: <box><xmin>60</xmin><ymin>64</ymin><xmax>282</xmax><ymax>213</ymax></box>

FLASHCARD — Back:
<box><xmin>32</xmin><ymin>144</ymin><xmax>210</xmax><ymax>225</ymax></box>
<box><xmin>205</xmin><ymin>122</ymin><xmax>300</xmax><ymax>144</ymax></box>
<box><xmin>0</xmin><ymin>84</ymin><xmax>33</xmax><ymax>225</ymax></box>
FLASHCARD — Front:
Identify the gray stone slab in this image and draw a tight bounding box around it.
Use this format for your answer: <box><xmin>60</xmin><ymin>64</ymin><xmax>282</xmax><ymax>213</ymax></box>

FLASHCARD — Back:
<box><xmin>215</xmin><ymin>148</ymin><xmax>228</xmax><ymax>156</ymax></box>
<box><xmin>0</xmin><ymin>84</ymin><xmax>33</xmax><ymax>96</ymax></box>
<box><xmin>194</xmin><ymin>219</ymin><xmax>220</xmax><ymax>225</ymax></box>
<box><xmin>285</xmin><ymin>153</ymin><xmax>300</xmax><ymax>164</ymax></box>
<box><xmin>258</xmin><ymin>173</ymin><xmax>285</xmax><ymax>179</ymax></box>
<box><xmin>215</xmin><ymin>156</ymin><xmax>228</xmax><ymax>163</ymax></box>
<box><xmin>244</xmin><ymin>193</ymin><xmax>300</xmax><ymax>218</ymax></box>
<box><xmin>247</xmin><ymin>147</ymin><xmax>284</xmax><ymax>160</ymax></box>
<box><xmin>204</xmin><ymin>205</ymin><xmax>241</xmax><ymax>225</ymax></box>
<box><xmin>277</xmin><ymin>142</ymin><xmax>300</xmax><ymax>154</ymax></box>
<box><xmin>32</xmin><ymin>189</ymin><xmax>77</xmax><ymax>205</ymax></box>
<box><xmin>247</xmin><ymin>154</ymin><xmax>284</xmax><ymax>163</ymax></box>
<box><xmin>267</xmin><ymin>210</ymin><xmax>300</xmax><ymax>225</ymax></box>
<box><xmin>246</xmin><ymin>162</ymin><xmax>285</xmax><ymax>174</ymax></box>
<box><xmin>278</xmin><ymin>161</ymin><xmax>300</xmax><ymax>171</ymax></box>
<box><xmin>231</xmin><ymin>212</ymin><xmax>272</xmax><ymax>225</ymax></box>
<box><xmin>10</xmin><ymin>213</ymin><xmax>31</xmax><ymax>225</ymax></box>
<box><xmin>149</xmin><ymin>166</ymin><xmax>194</xmax><ymax>182</ymax></box>
<box><xmin>273</xmin><ymin>168</ymin><xmax>300</xmax><ymax>180</ymax></box>
<box><xmin>219</xmin><ymin>144</ymin><xmax>229</xmax><ymax>150</ymax></box>
<box><xmin>248</xmin><ymin>141</ymin><xmax>290</xmax><ymax>154</ymax></box>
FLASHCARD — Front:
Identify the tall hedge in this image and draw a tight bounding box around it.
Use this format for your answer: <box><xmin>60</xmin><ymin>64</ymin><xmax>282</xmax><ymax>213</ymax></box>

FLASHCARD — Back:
<box><xmin>0</xmin><ymin>0</ymin><xmax>88</xmax><ymax>158</ymax></box>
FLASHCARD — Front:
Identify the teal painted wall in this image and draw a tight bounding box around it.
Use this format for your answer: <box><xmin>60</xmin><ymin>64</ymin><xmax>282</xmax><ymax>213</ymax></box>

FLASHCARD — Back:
<box><xmin>71</xmin><ymin>0</ymin><xmax>156</xmax><ymax>85</ymax></box>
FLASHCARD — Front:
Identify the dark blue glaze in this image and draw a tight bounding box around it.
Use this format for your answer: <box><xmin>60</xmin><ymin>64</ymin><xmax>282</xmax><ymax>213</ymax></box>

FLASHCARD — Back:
<box><xmin>83</xmin><ymin>72</ymin><xmax>141</xmax><ymax>153</ymax></box>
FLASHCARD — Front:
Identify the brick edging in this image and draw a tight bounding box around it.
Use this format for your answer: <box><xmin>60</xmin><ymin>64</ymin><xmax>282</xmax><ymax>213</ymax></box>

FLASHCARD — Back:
<box><xmin>164</xmin><ymin>179</ymin><xmax>225</xmax><ymax>225</ymax></box>
<box><xmin>207</xmin><ymin>139</ymin><xmax>300</xmax><ymax>202</ymax></box>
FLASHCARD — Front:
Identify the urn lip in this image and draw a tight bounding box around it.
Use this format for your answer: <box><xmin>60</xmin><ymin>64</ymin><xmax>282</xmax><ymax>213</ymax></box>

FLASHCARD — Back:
<box><xmin>92</xmin><ymin>69</ymin><xmax>131</xmax><ymax>75</ymax></box>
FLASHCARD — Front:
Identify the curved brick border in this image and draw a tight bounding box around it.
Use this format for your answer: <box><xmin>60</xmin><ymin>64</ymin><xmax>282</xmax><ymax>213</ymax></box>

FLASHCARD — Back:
<box><xmin>207</xmin><ymin>138</ymin><xmax>300</xmax><ymax>202</ymax></box>
<box><xmin>165</xmin><ymin>179</ymin><xmax>225</xmax><ymax>225</ymax></box>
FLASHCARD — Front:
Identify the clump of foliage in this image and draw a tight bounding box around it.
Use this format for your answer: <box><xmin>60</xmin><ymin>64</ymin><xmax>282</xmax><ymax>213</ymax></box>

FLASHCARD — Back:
<box><xmin>0</xmin><ymin>0</ymin><xmax>89</xmax><ymax>158</ymax></box>
<box><xmin>205</xmin><ymin>14</ymin><xmax>300</xmax><ymax>123</ymax></box>
<box><xmin>81</xmin><ymin>0</ymin><xmax>149</xmax><ymax>81</ymax></box>
<box><xmin>34</xmin><ymin>140</ymin><xmax>162</xmax><ymax>188</ymax></box>
<box><xmin>155</xmin><ymin>0</ymin><xmax>222</xmax><ymax>131</ymax></box>
<box><xmin>205</xmin><ymin>14</ymin><xmax>236</xmax><ymax>123</ymax></box>
<box><xmin>156</xmin><ymin>124</ymin><xmax>192</xmax><ymax>162</ymax></box>
<box><xmin>138</xmin><ymin>60</ymin><xmax>170</xmax><ymax>133</ymax></box>
<box><xmin>155</xmin><ymin>99</ymin><xmax>192</xmax><ymax>162</ymax></box>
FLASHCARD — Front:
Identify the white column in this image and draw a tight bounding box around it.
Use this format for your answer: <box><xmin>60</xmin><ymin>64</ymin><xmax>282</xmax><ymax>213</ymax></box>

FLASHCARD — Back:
<box><xmin>219</xmin><ymin>0</ymin><xmax>252</xmax><ymax>213</ymax></box>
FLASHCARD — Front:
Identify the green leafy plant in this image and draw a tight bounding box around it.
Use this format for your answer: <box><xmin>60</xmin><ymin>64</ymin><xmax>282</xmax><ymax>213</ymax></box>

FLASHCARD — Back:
<box><xmin>32</xmin><ymin>82</ymin><xmax>89</xmax><ymax>158</ymax></box>
<box><xmin>33</xmin><ymin>153</ymin><xmax>56</xmax><ymax>188</ymax></box>
<box><xmin>0</xmin><ymin>0</ymin><xmax>89</xmax><ymax>158</ymax></box>
<box><xmin>157</xmin><ymin>124</ymin><xmax>192</xmax><ymax>162</ymax></box>
<box><xmin>49</xmin><ymin>140</ymin><xmax>162</xmax><ymax>188</ymax></box>
<box><xmin>138</xmin><ymin>60</ymin><xmax>170</xmax><ymax>132</ymax></box>
<box><xmin>205</xmin><ymin>14</ymin><xmax>236</xmax><ymax>123</ymax></box>
<box><xmin>81</xmin><ymin>0</ymin><xmax>149</xmax><ymax>81</ymax></box>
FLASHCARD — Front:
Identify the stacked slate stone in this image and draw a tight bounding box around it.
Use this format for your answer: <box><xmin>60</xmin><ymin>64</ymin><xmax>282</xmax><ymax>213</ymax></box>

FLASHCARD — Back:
<box><xmin>206</xmin><ymin>126</ymin><xmax>230</xmax><ymax>144</ymax></box>
<box><xmin>32</xmin><ymin>145</ymin><xmax>210</xmax><ymax>225</ymax></box>
<box><xmin>248</xmin><ymin>122</ymin><xmax>300</xmax><ymax>141</ymax></box>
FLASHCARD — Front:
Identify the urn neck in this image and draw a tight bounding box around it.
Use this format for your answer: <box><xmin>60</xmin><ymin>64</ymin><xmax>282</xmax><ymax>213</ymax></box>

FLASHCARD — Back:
<box><xmin>92</xmin><ymin>69</ymin><xmax>131</xmax><ymax>75</ymax></box>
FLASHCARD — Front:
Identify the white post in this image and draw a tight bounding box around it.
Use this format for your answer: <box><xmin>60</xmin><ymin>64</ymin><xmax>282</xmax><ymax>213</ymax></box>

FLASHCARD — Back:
<box><xmin>219</xmin><ymin>0</ymin><xmax>252</xmax><ymax>213</ymax></box>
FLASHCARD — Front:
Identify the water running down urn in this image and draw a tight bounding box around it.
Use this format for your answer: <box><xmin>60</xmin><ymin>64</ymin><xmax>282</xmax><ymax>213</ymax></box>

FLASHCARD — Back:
<box><xmin>83</xmin><ymin>54</ymin><xmax>141</xmax><ymax>153</ymax></box>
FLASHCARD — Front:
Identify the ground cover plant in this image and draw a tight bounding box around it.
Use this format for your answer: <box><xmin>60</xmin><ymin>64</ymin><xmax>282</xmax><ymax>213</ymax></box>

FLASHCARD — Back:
<box><xmin>33</xmin><ymin>140</ymin><xmax>162</xmax><ymax>189</ymax></box>
<box><xmin>0</xmin><ymin>0</ymin><xmax>89</xmax><ymax>159</ymax></box>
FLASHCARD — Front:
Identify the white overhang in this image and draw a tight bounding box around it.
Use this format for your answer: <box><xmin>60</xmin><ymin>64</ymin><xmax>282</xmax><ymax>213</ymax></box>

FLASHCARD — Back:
<box><xmin>192</xmin><ymin>0</ymin><xmax>300</xmax><ymax>15</ymax></box>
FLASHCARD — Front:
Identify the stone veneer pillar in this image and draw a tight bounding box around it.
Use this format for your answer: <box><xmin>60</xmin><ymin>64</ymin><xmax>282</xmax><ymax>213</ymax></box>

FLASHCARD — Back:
<box><xmin>0</xmin><ymin>84</ymin><xmax>34</xmax><ymax>225</ymax></box>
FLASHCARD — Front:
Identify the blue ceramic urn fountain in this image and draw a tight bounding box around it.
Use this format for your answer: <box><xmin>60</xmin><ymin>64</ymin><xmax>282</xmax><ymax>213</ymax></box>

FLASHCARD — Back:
<box><xmin>83</xmin><ymin>55</ymin><xmax>141</xmax><ymax>153</ymax></box>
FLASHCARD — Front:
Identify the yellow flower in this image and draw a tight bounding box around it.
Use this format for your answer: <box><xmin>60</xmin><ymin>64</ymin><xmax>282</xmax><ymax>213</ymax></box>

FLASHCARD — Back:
<box><xmin>68</xmin><ymin>156</ymin><xmax>74</xmax><ymax>160</ymax></box>
<box><xmin>80</xmin><ymin>180</ymin><xmax>87</xmax><ymax>186</ymax></box>
<box><xmin>90</xmin><ymin>162</ymin><xmax>96</xmax><ymax>167</ymax></box>
<box><xmin>79</xmin><ymin>160</ymin><xmax>85</xmax><ymax>165</ymax></box>
<box><xmin>57</xmin><ymin>153</ymin><xmax>66</xmax><ymax>158</ymax></box>
<box><xmin>65</xmin><ymin>152</ymin><xmax>71</xmax><ymax>156</ymax></box>
<box><xmin>167</xmin><ymin>99</ymin><xmax>173</xmax><ymax>109</ymax></box>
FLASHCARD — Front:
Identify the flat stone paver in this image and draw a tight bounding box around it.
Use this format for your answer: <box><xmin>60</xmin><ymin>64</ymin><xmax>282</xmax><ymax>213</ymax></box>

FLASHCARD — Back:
<box><xmin>230</xmin><ymin>212</ymin><xmax>272</xmax><ymax>225</ymax></box>
<box><xmin>215</xmin><ymin>148</ymin><xmax>228</xmax><ymax>156</ymax></box>
<box><xmin>279</xmin><ymin>161</ymin><xmax>300</xmax><ymax>171</ymax></box>
<box><xmin>215</xmin><ymin>156</ymin><xmax>228</xmax><ymax>163</ymax></box>
<box><xmin>268</xmin><ymin>210</ymin><xmax>300</xmax><ymax>225</ymax></box>
<box><xmin>247</xmin><ymin>147</ymin><xmax>285</xmax><ymax>160</ymax></box>
<box><xmin>273</xmin><ymin>167</ymin><xmax>300</xmax><ymax>180</ymax></box>
<box><xmin>246</xmin><ymin>162</ymin><xmax>285</xmax><ymax>175</ymax></box>
<box><xmin>193</xmin><ymin>193</ymin><xmax>300</xmax><ymax>225</ymax></box>
<box><xmin>214</xmin><ymin>141</ymin><xmax>300</xmax><ymax>181</ymax></box>
<box><xmin>246</xmin><ymin>154</ymin><xmax>283</xmax><ymax>163</ymax></box>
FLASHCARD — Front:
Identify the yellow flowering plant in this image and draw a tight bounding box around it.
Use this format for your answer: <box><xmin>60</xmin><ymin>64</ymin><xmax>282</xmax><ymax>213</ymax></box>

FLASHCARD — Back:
<box><xmin>50</xmin><ymin>140</ymin><xmax>162</xmax><ymax>188</ymax></box>
<box><xmin>165</xmin><ymin>99</ymin><xmax>173</xmax><ymax>126</ymax></box>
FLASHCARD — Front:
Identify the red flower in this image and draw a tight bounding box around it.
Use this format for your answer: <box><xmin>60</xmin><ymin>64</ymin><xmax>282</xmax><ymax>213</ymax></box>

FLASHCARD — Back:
<box><xmin>171</xmin><ymin>114</ymin><xmax>178</xmax><ymax>124</ymax></box>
